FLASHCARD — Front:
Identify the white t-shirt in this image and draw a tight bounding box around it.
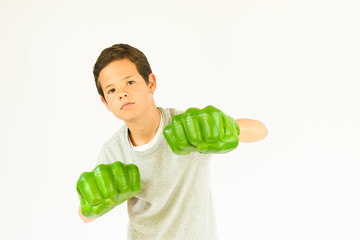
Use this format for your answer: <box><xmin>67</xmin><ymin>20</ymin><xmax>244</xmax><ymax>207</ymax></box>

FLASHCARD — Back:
<box><xmin>96</xmin><ymin>107</ymin><xmax>219</xmax><ymax>240</ymax></box>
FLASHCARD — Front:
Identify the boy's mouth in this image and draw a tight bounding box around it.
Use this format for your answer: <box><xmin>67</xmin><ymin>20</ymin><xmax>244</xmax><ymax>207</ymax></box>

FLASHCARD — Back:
<box><xmin>121</xmin><ymin>102</ymin><xmax>134</xmax><ymax>110</ymax></box>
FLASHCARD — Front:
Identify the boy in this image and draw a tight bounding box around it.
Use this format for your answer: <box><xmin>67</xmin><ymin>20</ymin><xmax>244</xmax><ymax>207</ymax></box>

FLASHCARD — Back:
<box><xmin>76</xmin><ymin>43</ymin><xmax>268</xmax><ymax>239</ymax></box>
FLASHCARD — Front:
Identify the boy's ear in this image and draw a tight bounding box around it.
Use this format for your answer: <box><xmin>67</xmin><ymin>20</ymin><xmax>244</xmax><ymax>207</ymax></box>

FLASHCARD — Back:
<box><xmin>148</xmin><ymin>73</ymin><xmax>157</xmax><ymax>94</ymax></box>
<box><xmin>101</xmin><ymin>96</ymin><xmax>112</xmax><ymax>112</ymax></box>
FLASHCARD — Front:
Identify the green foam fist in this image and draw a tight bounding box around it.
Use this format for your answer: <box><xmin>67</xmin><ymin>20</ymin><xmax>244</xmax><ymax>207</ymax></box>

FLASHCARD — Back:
<box><xmin>163</xmin><ymin>105</ymin><xmax>240</xmax><ymax>155</ymax></box>
<box><xmin>76</xmin><ymin>161</ymin><xmax>141</xmax><ymax>218</ymax></box>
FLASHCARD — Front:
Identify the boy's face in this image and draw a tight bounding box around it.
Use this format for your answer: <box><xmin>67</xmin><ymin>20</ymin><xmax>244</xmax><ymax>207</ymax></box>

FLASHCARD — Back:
<box><xmin>99</xmin><ymin>58</ymin><xmax>156</xmax><ymax>122</ymax></box>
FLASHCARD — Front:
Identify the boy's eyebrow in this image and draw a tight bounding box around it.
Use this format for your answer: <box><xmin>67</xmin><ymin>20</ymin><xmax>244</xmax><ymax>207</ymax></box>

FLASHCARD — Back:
<box><xmin>104</xmin><ymin>75</ymin><xmax>134</xmax><ymax>90</ymax></box>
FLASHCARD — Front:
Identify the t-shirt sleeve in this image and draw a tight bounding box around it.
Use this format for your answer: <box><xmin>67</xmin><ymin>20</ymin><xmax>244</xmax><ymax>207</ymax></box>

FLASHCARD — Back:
<box><xmin>95</xmin><ymin>145</ymin><xmax>113</xmax><ymax>167</ymax></box>
<box><xmin>94</xmin><ymin>127</ymin><xmax>125</xmax><ymax>167</ymax></box>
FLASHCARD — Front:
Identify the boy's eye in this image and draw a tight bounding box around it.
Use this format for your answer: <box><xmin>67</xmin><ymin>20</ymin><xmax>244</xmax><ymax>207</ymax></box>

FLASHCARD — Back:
<box><xmin>127</xmin><ymin>81</ymin><xmax>135</xmax><ymax>86</ymax></box>
<box><xmin>108</xmin><ymin>89</ymin><xmax>115</xmax><ymax>94</ymax></box>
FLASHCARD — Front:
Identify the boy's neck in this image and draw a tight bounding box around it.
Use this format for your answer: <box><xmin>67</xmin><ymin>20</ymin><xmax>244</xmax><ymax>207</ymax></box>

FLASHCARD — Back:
<box><xmin>126</xmin><ymin>106</ymin><xmax>161</xmax><ymax>146</ymax></box>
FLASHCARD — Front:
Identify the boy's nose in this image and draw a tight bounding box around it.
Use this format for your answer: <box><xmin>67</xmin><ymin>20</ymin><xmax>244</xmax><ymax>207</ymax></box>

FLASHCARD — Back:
<box><xmin>119</xmin><ymin>92</ymin><xmax>128</xmax><ymax>99</ymax></box>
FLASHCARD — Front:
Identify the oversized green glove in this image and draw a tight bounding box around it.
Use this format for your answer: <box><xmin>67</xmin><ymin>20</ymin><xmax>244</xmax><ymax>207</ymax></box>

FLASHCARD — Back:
<box><xmin>76</xmin><ymin>161</ymin><xmax>141</xmax><ymax>218</ymax></box>
<box><xmin>163</xmin><ymin>105</ymin><xmax>240</xmax><ymax>155</ymax></box>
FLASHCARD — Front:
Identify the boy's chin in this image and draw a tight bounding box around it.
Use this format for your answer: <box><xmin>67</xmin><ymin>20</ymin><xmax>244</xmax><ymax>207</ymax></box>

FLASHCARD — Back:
<box><xmin>114</xmin><ymin>111</ymin><xmax>139</xmax><ymax>122</ymax></box>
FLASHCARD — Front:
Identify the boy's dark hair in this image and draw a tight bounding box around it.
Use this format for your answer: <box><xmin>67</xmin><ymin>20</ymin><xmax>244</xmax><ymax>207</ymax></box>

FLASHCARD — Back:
<box><xmin>93</xmin><ymin>43</ymin><xmax>152</xmax><ymax>100</ymax></box>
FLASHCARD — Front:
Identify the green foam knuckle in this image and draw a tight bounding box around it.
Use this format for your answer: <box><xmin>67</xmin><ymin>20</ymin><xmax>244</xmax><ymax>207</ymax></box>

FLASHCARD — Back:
<box><xmin>164</xmin><ymin>105</ymin><xmax>240</xmax><ymax>155</ymax></box>
<box><xmin>76</xmin><ymin>161</ymin><xmax>141</xmax><ymax>218</ymax></box>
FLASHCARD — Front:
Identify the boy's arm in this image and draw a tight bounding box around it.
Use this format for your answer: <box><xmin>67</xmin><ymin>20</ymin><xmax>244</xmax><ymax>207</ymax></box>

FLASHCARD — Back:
<box><xmin>79</xmin><ymin>205</ymin><xmax>97</xmax><ymax>223</ymax></box>
<box><xmin>236</xmin><ymin>118</ymin><xmax>268</xmax><ymax>143</ymax></box>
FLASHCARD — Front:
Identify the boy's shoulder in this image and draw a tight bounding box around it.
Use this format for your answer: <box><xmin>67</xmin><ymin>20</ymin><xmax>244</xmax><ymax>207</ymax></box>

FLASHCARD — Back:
<box><xmin>160</xmin><ymin>106</ymin><xmax>184</xmax><ymax>118</ymax></box>
<box><xmin>101</xmin><ymin>125</ymin><xmax>126</xmax><ymax>150</ymax></box>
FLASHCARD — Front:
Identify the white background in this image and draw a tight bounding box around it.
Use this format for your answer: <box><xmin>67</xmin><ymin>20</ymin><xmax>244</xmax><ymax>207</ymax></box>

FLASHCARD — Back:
<box><xmin>1</xmin><ymin>0</ymin><xmax>359</xmax><ymax>239</ymax></box>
